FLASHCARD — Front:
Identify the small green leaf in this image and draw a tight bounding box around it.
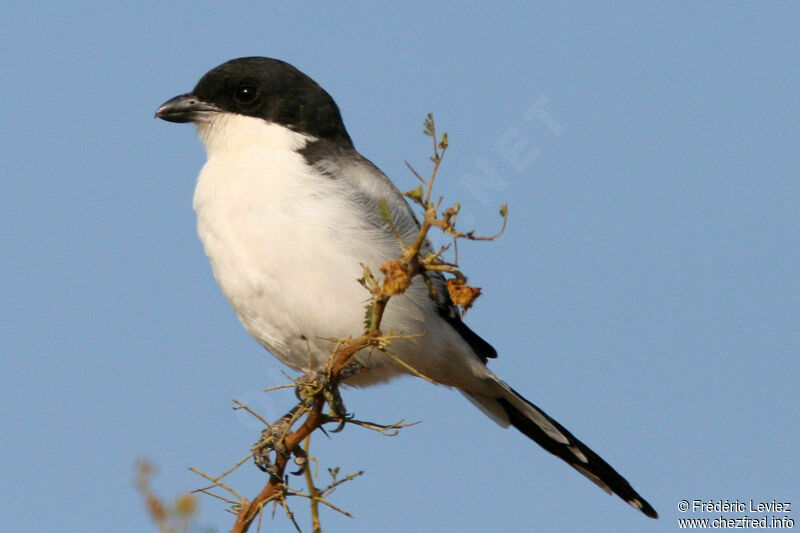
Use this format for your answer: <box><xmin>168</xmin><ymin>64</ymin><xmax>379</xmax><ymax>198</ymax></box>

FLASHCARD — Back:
<box><xmin>499</xmin><ymin>203</ymin><xmax>509</xmax><ymax>217</ymax></box>
<box><xmin>423</xmin><ymin>113</ymin><xmax>434</xmax><ymax>137</ymax></box>
<box><xmin>403</xmin><ymin>186</ymin><xmax>424</xmax><ymax>203</ymax></box>
<box><xmin>378</xmin><ymin>198</ymin><xmax>392</xmax><ymax>222</ymax></box>
<box><xmin>364</xmin><ymin>305</ymin><xmax>380</xmax><ymax>330</ymax></box>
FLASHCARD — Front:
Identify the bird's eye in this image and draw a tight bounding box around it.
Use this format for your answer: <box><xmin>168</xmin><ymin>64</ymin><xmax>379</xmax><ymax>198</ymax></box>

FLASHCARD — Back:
<box><xmin>234</xmin><ymin>84</ymin><xmax>258</xmax><ymax>104</ymax></box>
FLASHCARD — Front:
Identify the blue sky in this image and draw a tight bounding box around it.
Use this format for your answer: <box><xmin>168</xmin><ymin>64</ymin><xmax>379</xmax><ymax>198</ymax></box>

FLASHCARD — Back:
<box><xmin>2</xmin><ymin>3</ymin><xmax>798</xmax><ymax>532</ymax></box>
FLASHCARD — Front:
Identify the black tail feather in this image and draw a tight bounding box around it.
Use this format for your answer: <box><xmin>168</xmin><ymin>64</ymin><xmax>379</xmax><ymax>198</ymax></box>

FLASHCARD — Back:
<box><xmin>496</xmin><ymin>394</ymin><xmax>658</xmax><ymax>519</ymax></box>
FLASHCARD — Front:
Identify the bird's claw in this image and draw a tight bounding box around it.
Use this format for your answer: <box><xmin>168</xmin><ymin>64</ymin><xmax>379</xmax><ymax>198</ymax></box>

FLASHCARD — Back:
<box><xmin>252</xmin><ymin>409</ymin><xmax>304</xmax><ymax>478</ymax></box>
<box><xmin>294</xmin><ymin>367</ymin><xmax>356</xmax><ymax>424</ymax></box>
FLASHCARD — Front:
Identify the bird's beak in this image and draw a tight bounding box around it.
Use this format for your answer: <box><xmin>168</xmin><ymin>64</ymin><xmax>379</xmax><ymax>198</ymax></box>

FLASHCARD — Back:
<box><xmin>155</xmin><ymin>93</ymin><xmax>221</xmax><ymax>123</ymax></box>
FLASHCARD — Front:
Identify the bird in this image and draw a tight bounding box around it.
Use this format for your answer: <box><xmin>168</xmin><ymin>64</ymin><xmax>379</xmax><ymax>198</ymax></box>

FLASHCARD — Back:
<box><xmin>155</xmin><ymin>56</ymin><xmax>657</xmax><ymax>519</ymax></box>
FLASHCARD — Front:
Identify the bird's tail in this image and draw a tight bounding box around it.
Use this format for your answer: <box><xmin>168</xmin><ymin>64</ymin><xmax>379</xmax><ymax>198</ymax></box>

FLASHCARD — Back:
<box><xmin>462</xmin><ymin>379</ymin><xmax>658</xmax><ymax>519</ymax></box>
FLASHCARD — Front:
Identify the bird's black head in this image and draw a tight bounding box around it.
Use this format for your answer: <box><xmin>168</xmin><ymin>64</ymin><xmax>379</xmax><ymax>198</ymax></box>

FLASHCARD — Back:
<box><xmin>156</xmin><ymin>57</ymin><xmax>353</xmax><ymax>148</ymax></box>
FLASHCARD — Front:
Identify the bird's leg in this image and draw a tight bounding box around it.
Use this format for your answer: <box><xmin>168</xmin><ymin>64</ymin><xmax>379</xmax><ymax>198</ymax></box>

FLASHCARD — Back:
<box><xmin>294</xmin><ymin>363</ymin><xmax>364</xmax><ymax>429</ymax></box>
<box><xmin>253</xmin><ymin>362</ymin><xmax>369</xmax><ymax>476</ymax></box>
<box><xmin>294</xmin><ymin>368</ymin><xmax>349</xmax><ymax>422</ymax></box>
<box><xmin>337</xmin><ymin>360</ymin><xmax>366</xmax><ymax>381</ymax></box>
<box><xmin>327</xmin><ymin>361</ymin><xmax>366</xmax><ymax>431</ymax></box>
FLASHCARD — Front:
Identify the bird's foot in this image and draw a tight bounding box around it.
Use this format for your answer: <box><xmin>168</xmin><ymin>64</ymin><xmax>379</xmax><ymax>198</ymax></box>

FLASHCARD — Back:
<box><xmin>252</xmin><ymin>406</ymin><xmax>307</xmax><ymax>477</ymax></box>
<box><xmin>294</xmin><ymin>364</ymin><xmax>364</xmax><ymax>428</ymax></box>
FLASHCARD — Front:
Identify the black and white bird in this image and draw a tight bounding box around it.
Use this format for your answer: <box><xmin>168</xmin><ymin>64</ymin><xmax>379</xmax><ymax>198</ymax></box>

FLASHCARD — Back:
<box><xmin>156</xmin><ymin>57</ymin><xmax>657</xmax><ymax>519</ymax></box>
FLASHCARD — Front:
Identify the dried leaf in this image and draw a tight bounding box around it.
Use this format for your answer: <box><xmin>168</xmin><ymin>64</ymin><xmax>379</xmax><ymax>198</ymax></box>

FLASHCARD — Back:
<box><xmin>174</xmin><ymin>493</ymin><xmax>198</xmax><ymax>517</ymax></box>
<box><xmin>439</xmin><ymin>132</ymin><xmax>449</xmax><ymax>150</ymax></box>
<box><xmin>380</xmin><ymin>260</ymin><xmax>412</xmax><ymax>296</ymax></box>
<box><xmin>446</xmin><ymin>278</ymin><xmax>482</xmax><ymax>312</ymax></box>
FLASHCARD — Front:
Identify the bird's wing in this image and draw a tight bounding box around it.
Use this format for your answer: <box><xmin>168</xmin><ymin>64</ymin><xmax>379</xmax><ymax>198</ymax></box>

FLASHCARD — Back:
<box><xmin>302</xmin><ymin>143</ymin><xmax>498</xmax><ymax>363</ymax></box>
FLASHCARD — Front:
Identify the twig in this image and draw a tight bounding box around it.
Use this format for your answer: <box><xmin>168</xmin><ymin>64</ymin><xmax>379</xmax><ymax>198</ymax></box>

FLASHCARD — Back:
<box><xmin>321</xmin><ymin>470</ymin><xmax>365</xmax><ymax>498</ymax></box>
<box><xmin>232</xmin><ymin>399</ymin><xmax>271</xmax><ymax>426</ymax></box>
<box><xmin>264</xmin><ymin>383</ymin><xmax>296</xmax><ymax>393</ymax></box>
<box><xmin>303</xmin><ymin>436</ymin><xmax>322</xmax><ymax>533</ymax></box>
<box><xmin>193</xmin><ymin>487</ymin><xmax>241</xmax><ymax>507</ymax></box>
<box><xmin>405</xmin><ymin>161</ymin><xmax>426</xmax><ymax>184</ymax></box>
<box><xmin>380</xmin><ymin>347</ymin><xmax>437</xmax><ymax>383</ymax></box>
<box><xmin>279</xmin><ymin>497</ymin><xmax>302</xmax><ymax>532</ymax></box>
<box><xmin>288</xmin><ymin>491</ymin><xmax>356</xmax><ymax>518</ymax></box>
<box><xmin>189</xmin><ymin>467</ymin><xmax>246</xmax><ymax>503</ymax></box>
<box><xmin>343</xmin><ymin>418</ymin><xmax>419</xmax><ymax>436</ymax></box>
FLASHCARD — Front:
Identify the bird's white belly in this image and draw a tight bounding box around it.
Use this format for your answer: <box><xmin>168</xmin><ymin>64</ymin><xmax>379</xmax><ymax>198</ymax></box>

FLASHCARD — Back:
<box><xmin>193</xmin><ymin>148</ymin><xmax>393</xmax><ymax>373</ymax></box>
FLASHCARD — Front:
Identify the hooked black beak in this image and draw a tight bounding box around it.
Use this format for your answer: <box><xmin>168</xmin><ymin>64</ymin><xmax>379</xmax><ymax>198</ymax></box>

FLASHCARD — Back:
<box><xmin>155</xmin><ymin>93</ymin><xmax>221</xmax><ymax>123</ymax></box>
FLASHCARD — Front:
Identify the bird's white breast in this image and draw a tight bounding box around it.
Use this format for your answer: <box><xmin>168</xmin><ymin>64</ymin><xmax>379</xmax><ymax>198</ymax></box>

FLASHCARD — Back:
<box><xmin>192</xmin><ymin>114</ymin><xmax>383</xmax><ymax>370</ymax></box>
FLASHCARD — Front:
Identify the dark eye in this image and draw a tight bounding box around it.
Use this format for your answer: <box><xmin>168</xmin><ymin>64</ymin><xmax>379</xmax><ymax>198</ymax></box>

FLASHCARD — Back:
<box><xmin>234</xmin><ymin>84</ymin><xmax>258</xmax><ymax>104</ymax></box>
